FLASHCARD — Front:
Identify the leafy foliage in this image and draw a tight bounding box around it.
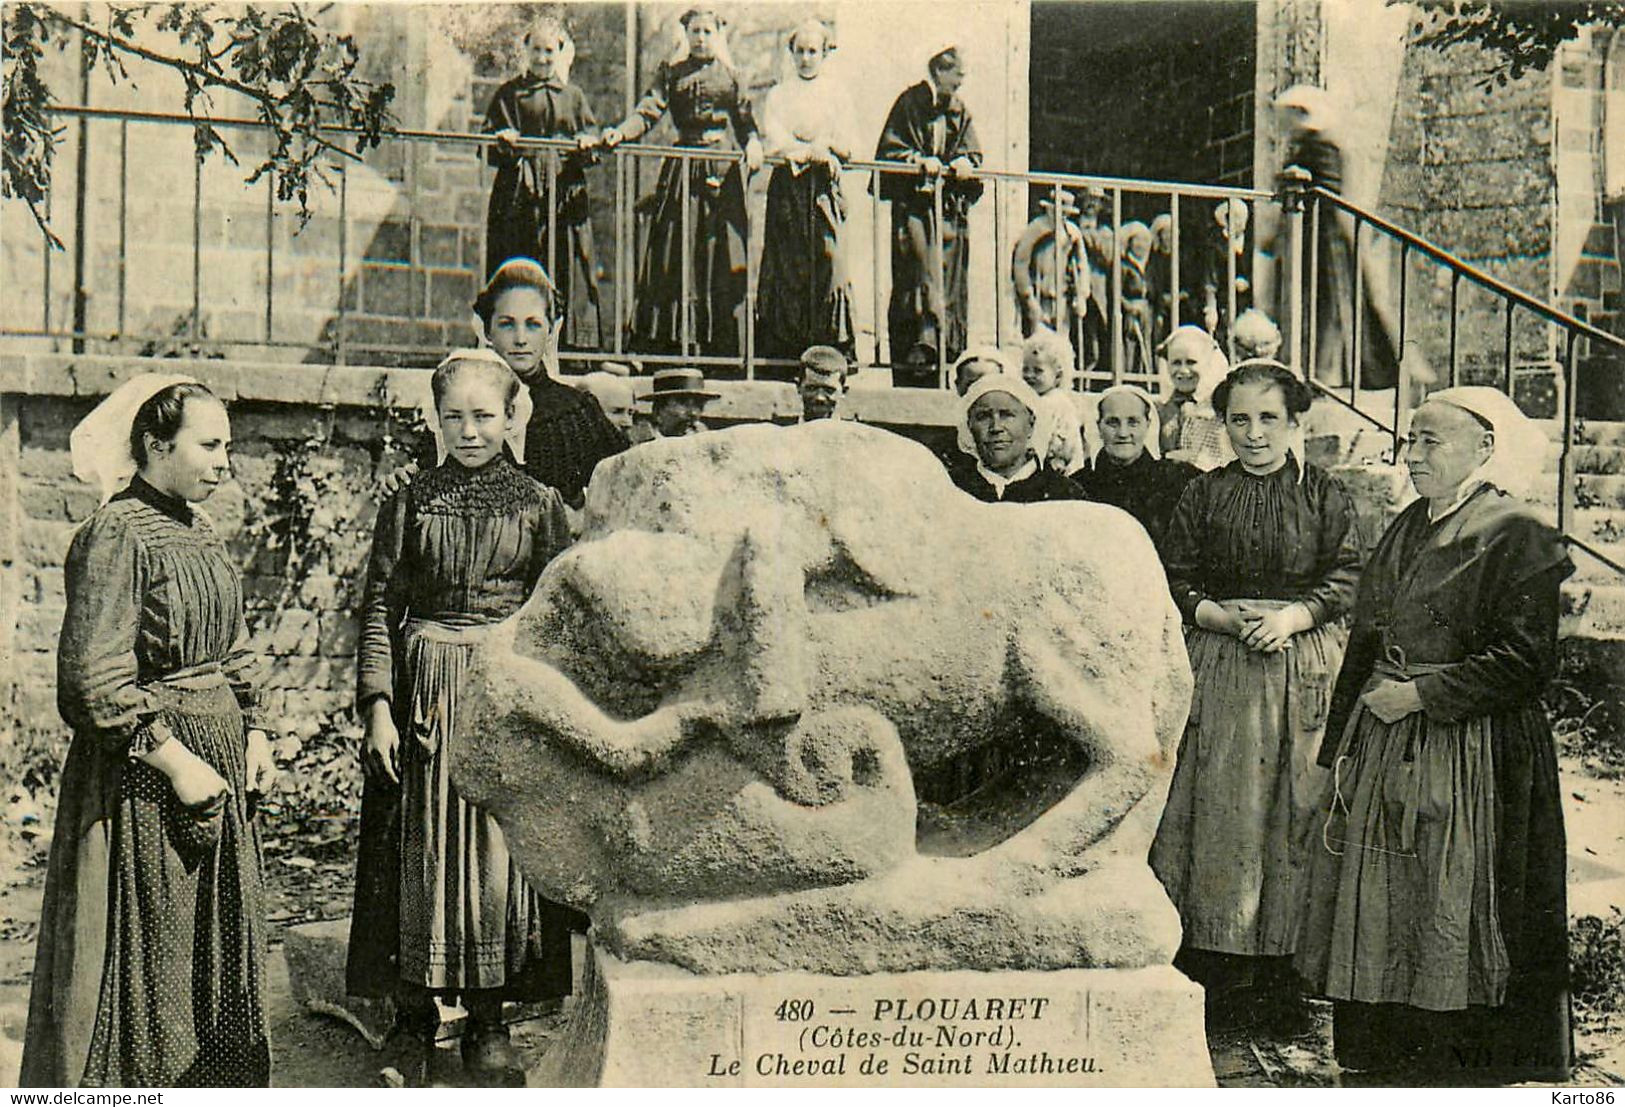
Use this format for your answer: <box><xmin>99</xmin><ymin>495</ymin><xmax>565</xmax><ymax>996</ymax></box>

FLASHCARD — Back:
<box><xmin>256</xmin><ymin>706</ymin><xmax>365</xmax><ymax>896</ymax></box>
<box><xmin>2</xmin><ymin>2</ymin><xmax>396</xmax><ymax>246</ymax></box>
<box><xmin>241</xmin><ymin>420</ymin><xmax>367</xmax><ymax>625</ymax></box>
<box><xmin>1402</xmin><ymin>0</ymin><xmax>1625</xmax><ymax>87</ymax></box>
<box><xmin>1550</xmin><ymin>673</ymin><xmax>1625</xmax><ymax>779</ymax></box>
<box><xmin>239</xmin><ymin>377</ymin><xmax>427</xmax><ymax>630</ymax></box>
<box><xmin>1572</xmin><ymin>908</ymin><xmax>1625</xmax><ymax>1031</ymax></box>
<box><xmin>0</xmin><ymin>721</ymin><xmax>71</xmax><ymax>871</ymax></box>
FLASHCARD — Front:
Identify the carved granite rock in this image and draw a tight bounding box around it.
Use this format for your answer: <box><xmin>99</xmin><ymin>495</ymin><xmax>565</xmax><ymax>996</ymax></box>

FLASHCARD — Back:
<box><xmin>452</xmin><ymin>421</ymin><xmax>1193</xmax><ymax>975</ymax></box>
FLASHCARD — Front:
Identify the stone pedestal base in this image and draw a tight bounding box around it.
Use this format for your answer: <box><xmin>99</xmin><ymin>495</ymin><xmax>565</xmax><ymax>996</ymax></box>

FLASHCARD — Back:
<box><xmin>532</xmin><ymin>944</ymin><xmax>1214</xmax><ymax>1087</ymax></box>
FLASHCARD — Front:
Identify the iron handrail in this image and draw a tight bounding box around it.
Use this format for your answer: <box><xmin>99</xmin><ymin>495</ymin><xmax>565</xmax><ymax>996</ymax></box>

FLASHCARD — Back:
<box><xmin>21</xmin><ymin>101</ymin><xmax>1265</xmax><ymax>386</ymax></box>
<box><xmin>41</xmin><ymin>103</ymin><xmax>1272</xmax><ymax>200</ymax></box>
<box><xmin>1300</xmin><ymin>185</ymin><xmax>1625</xmax><ymax>578</ymax></box>
<box><xmin>1313</xmin><ymin>186</ymin><xmax>1625</xmax><ymax>352</ymax></box>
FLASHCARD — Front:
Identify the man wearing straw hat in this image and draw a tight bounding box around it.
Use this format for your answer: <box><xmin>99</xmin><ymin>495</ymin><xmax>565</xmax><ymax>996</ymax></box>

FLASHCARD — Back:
<box><xmin>649</xmin><ymin>367</ymin><xmax>720</xmax><ymax>438</ymax></box>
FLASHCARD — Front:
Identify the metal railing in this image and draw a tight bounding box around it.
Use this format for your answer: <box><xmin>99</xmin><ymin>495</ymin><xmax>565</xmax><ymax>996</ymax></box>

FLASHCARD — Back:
<box><xmin>7</xmin><ymin>105</ymin><xmax>1622</xmax><ymax>575</ymax></box>
<box><xmin>6</xmin><ymin>104</ymin><xmax>1269</xmax><ymax>391</ymax></box>
<box><xmin>1277</xmin><ymin>174</ymin><xmax>1625</xmax><ymax>576</ymax></box>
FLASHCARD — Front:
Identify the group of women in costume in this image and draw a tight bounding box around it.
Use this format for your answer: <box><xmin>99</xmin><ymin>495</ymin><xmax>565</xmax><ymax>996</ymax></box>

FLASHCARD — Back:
<box><xmin>21</xmin><ymin>258</ymin><xmax>624</xmax><ymax>1089</ymax></box>
<box><xmin>482</xmin><ymin>9</ymin><xmax>981</xmax><ymax>378</ymax></box>
<box><xmin>496</xmin><ymin>7</ymin><xmax>1383</xmax><ymax>396</ymax></box>
<box><xmin>20</xmin><ymin>255</ymin><xmax>1578</xmax><ymax>1087</ymax></box>
<box><xmin>943</xmin><ymin>340</ymin><xmax>1573</xmax><ymax>1083</ymax></box>
<box><xmin>17</xmin><ymin>12</ymin><xmax>1571</xmax><ymax>1090</ymax></box>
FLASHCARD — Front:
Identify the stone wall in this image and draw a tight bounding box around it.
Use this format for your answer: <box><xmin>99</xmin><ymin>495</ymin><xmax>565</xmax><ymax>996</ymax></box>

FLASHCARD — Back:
<box><xmin>1030</xmin><ymin>1</ymin><xmax>1257</xmax><ymax>193</ymax></box>
<box><xmin>1378</xmin><ymin>38</ymin><xmax>1557</xmax><ymax>389</ymax></box>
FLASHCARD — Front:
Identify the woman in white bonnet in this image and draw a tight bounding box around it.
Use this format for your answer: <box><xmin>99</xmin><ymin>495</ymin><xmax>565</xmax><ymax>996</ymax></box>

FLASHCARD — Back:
<box><xmin>1075</xmin><ymin>383</ymin><xmax>1199</xmax><ymax>552</ymax></box>
<box><xmin>1296</xmin><ymin>386</ymin><xmax>1573</xmax><ymax>1081</ymax></box>
<box><xmin>948</xmin><ymin>373</ymin><xmax>1087</xmax><ymax>503</ymax></box>
<box><xmin>22</xmin><ymin>377</ymin><xmax>275</xmax><ymax>1087</ymax></box>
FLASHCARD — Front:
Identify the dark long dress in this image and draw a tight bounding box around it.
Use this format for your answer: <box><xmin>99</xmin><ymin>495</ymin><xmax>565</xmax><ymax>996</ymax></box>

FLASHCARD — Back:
<box><xmin>754</xmin><ymin>74</ymin><xmax>855</xmax><ymax>369</ymax></box>
<box><xmin>1075</xmin><ymin>451</ymin><xmax>1199</xmax><ymax>552</ymax></box>
<box><xmin>1295</xmin><ymin>486</ymin><xmax>1574</xmax><ymax>1077</ymax></box>
<box><xmin>21</xmin><ymin>477</ymin><xmax>271</xmax><ymax>1088</ymax></box>
<box><xmin>346</xmin><ymin>457</ymin><xmax>582</xmax><ymax>1002</ymax></box>
<box><xmin>1150</xmin><ymin>459</ymin><xmax>1362</xmax><ymax>963</ymax></box>
<box><xmin>1285</xmin><ymin>130</ymin><xmax>1399</xmax><ymax>391</ymax></box>
<box><xmin>520</xmin><ymin>375</ymin><xmax>629</xmax><ymax>510</ymax></box>
<box><xmin>874</xmin><ymin>80</ymin><xmax>983</xmax><ymax>382</ymax></box>
<box><xmin>483</xmin><ymin>76</ymin><xmax>600</xmax><ymax>348</ymax></box>
<box><xmin>615</xmin><ymin>56</ymin><xmax>756</xmax><ymax>360</ymax></box>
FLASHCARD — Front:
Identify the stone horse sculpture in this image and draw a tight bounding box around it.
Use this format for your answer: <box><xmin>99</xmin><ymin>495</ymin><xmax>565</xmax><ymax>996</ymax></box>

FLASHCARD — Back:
<box><xmin>451</xmin><ymin>421</ymin><xmax>1193</xmax><ymax>976</ymax></box>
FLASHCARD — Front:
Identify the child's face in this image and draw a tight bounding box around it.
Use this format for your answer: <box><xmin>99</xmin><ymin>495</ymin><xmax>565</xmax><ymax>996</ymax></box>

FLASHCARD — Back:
<box><xmin>1022</xmin><ymin>353</ymin><xmax>1061</xmax><ymax>395</ymax></box>
<box><xmin>439</xmin><ymin>373</ymin><xmax>512</xmax><ymax>469</ymax></box>
<box><xmin>526</xmin><ymin>32</ymin><xmax>563</xmax><ymax>80</ymax></box>
<box><xmin>1167</xmin><ymin>342</ymin><xmax>1203</xmax><ymax>394</ymax></box>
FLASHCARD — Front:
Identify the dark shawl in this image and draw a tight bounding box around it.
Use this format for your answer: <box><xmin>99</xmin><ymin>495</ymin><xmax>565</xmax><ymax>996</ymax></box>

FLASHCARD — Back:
<box><xmin>872</xmin><ymin>80</ymin><xmax>983</xmax><ymax>215</ymax></box>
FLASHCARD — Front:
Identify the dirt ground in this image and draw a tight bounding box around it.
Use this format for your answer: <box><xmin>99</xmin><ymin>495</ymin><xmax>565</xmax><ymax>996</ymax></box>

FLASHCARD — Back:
<box><xmin>1</xmin><ymin>756</ymin><xmax>1622</xmax><ymax>1089</ymax></box>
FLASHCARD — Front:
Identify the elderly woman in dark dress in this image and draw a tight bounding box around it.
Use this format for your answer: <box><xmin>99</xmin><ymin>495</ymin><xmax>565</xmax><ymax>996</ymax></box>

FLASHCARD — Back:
<box><xmin>22</xmin><ymin>378</ymin><xmax>275</xmax><ymax>1088</ymax></box>
<box><xmin>1296</xmin><ymin>387</ymin><xmax>1573</xmax><ymax>1082</ymax></box>
<box><xmin>601</xmin><ymin>8</ymin><xmax>762</xmax><ymax>360</ymax></box>
<box><xmin>347</xmin><ymin>351</ymin><xmax>578</xmax><ymax>1084</ymax></box>
<box><xmin>949</xmin><ymin>374</ymin><xmax>1086</xmax><ymax>503</ymax></box>
<box><xmin>1076</xmin><ymin>384</ymin><xmax>1199</xmax><ymax>552</ymax></box>
<box><xmin>482</xmin><ymin>16</ymin><xmax>601</xmax><ymax>347</ymax></box>
<box><xmin>1150</xmin><ymin>360</ymin><xmax>1363</xmax><ymax>1032</ymax></box>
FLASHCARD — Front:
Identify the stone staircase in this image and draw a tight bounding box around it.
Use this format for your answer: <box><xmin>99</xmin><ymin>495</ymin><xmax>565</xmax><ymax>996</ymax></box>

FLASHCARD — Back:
<box><xmin>1548</xmin><ymin>418</ymin><xmax>1625</xmax><ymax>641</ymax></box>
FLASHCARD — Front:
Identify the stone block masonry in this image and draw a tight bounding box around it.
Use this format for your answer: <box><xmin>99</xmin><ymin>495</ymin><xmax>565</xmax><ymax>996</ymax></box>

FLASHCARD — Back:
<box><xmin>0</xmin><ymin>353</ymin><xmax>907</xmax><ymax>740</ymax></box>
<box><xmin>0</xmin><ymin>355</ymin><xmax>440</xmax><ymax>734</ymax></box>
<box><xmin>1378</xmin><ymin>39</ymin><xmax>1557</xmax><ymax>382</ymax></box>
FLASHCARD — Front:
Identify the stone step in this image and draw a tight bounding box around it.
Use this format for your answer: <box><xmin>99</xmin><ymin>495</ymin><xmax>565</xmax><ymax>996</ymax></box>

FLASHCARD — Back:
<box><xmin>1577</xmin><ymin>420</ymin><xmax>1625</xmax><ymax>448</ymax></box>
<box><xmin>1562</xmin><ymin>507</ymin><xmax>1625</xmax><ymax>547</ymax></box>
<box><xmin>1576</xmin><ymin>473</ymin><xmax>1625</xmax><ymax>508</ymax></box>
<box><xmin>1572</xmin><ymin>444</ymin><xmax>1625</xmax><ymax>475</ymax></box>
<box><xmin>1533</xmin><ymin>419</ymin><xmax>1625</xmax><ymax>448</ymax></box>
<box><xmin>1562</xmin><ymin>579</ymin><xmax>1625</xmax><ymax>640</ymax></box>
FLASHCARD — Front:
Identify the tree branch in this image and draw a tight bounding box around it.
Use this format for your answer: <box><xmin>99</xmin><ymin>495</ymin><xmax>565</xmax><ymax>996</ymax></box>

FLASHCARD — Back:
<box><xmin>47</xmin><ymin>7</ymin><xmax>282</xmax><ymax>110</ymax></box>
